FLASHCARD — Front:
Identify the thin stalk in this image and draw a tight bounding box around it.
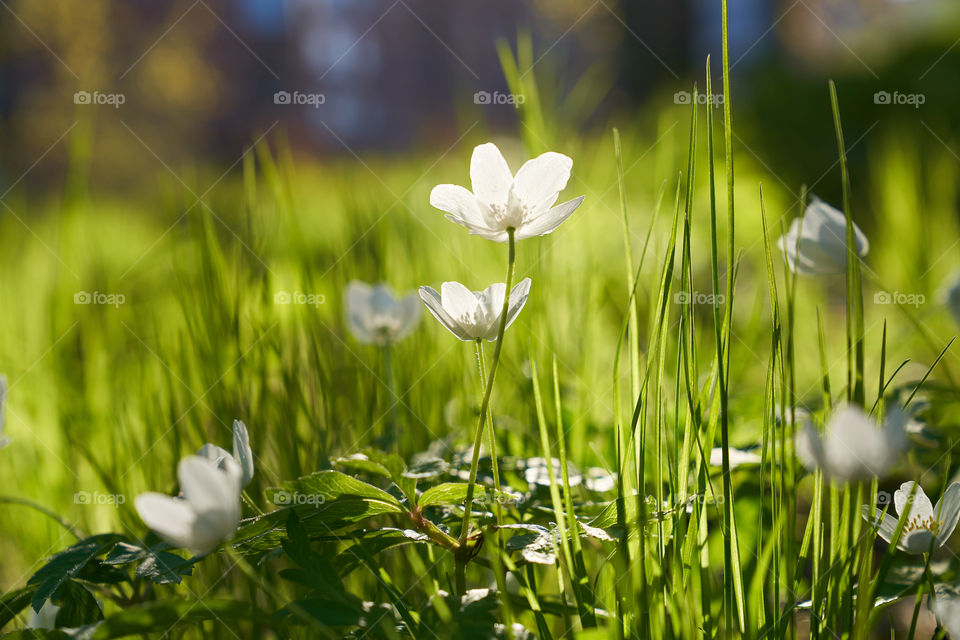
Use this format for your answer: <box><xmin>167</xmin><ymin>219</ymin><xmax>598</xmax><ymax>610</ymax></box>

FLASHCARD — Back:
<box><xmin>456</xmin><ymin>228</ymin><xmax>517</xmax><ymax>592</ymax></box>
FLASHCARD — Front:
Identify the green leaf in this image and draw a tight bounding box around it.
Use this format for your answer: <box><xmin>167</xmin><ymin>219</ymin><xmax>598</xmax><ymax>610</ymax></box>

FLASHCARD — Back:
<box><xmin>0</xmin><ymin>631</ymin><xmax>72</xmax><ymax>639</ymax></box>
<box><xmin>277</xmin><ymin>598</ymin><xmax>365</xmax><ymax>627</ymax></box>
<box><xmin>134</xmin><ymin>551</ymin><xmax>193</xmax><ymax>585</ymax></box>
<box><xmin>418</xmin><ymin>482</ymin><xmax>472</xmax><ymax>508</ymax></box>
<box><xmin>266</xmin><ymin>470</ymin><xmax>403</xmax><ymax>509</ymax></box>
<box><xmin>334</xmin><ymin>528</ymin><xmax>429</xmax><ymax>576</ymax></box>
<box><xmin>52</xmin><ymin>580</ymin><xmax>103</xmax><ymax>628</ymax></box>
<box><xmin>28</xmin><ymin>534</ymin><xmax>124</xmax><ymax>613</ymax></box>
<box><xmin>90</xmin><ymin>600</ymin><xmax>267</xmax><ymax>639</ymax></box>
<box><xmin>0</xmin><ymin>586</ymin><xmax>37</xmax><ymax>631</ymax></box>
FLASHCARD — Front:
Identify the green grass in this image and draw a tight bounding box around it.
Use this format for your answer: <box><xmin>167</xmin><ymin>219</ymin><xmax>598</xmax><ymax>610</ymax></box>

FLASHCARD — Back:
<box><xmin>4</xmin><ymin>37</ymin><xmax>960</xmax><ymax>638</ymax></box>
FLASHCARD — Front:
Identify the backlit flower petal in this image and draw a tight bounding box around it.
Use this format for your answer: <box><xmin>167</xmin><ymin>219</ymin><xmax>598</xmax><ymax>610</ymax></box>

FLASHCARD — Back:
<box><xmin>513</xmin><ymin>151</ymin><xmax>573</xmax><ymax>211</ymax></box>
<box><xmin>232</xmin><ymin>420</ymin><xmax>254</xmax><ymax>489</ymax></box>
<box><xmin>430</xmin><ymin>184</ymin><xmax>489</xmax><ymax>229</ymax></box>
<box><xmin>135</xmin><ymin>493</ymin><xmax>198</xmax><ymax>551</ymax></box>
<box><xmin>470</xmin><ymin>143</ymin><xmax>513</xmax><ymax>209</ymax></box>
<box><xmin>419</xmin><ymin>286</ymin><xmax>473</xmax><ymax>341</ymax></box>
<box><xmin>515</xmin><ymin>196</ymin><xmax>585</xmax><ymax>240</ymax></box>
<box><xmin>895</xmin><ymin>481</ymin><xmax>934</xmax><ymax>522</ymax></box>
<box><xmin>502</xmin><ymin>278</ymin><xmax>532</xmax><ymax>334</ymax></box>
<box><xmin>936</xmin><ymin>483</ymin><xmax>960</xmax><ymax>543</ymax></box>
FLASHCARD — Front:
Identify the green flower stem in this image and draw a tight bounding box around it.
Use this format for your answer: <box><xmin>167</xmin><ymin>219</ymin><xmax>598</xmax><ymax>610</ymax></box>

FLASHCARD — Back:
<box><xmin>455</xmin><ymin>227</ymin><xmax>516</xmax><ymax>593</ymax></box>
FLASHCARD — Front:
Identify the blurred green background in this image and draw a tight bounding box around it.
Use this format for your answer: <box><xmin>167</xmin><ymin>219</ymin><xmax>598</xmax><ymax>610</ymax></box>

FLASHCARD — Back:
<box><xmin>3</xmin><ymin>4</ymin><xmax>960</xmax><ymax>634</ymax></box>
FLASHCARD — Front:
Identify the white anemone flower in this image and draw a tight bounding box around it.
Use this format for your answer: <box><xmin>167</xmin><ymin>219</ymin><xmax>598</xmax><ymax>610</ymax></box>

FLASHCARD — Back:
<box><xmin>418</xmin><ymin>278</ymin><xmax>532</xmax><ymax>341</ymax></box>
<box><xmin>709</xmin><ymin>447</ymin><xmax>762</xmax><ymax>468</ymax></box>
<box><xmin>429</xmin><ymin>143</ymin><xmax>585</xmax><ymax>242</ymax></box>
<box><xmin>862</xmin><ymin>481</ymin><xmax>960</xmax><ymax>554</ymax></box>
<box><xmin>345</xmin><ymin>281</ymin><xmax>421</xmax><ymax>345</ymax></box>
<box><xmin>198</xmin><ymin>420</ymin><xmax>254</xmax><ymax>488</ymax></box>
<box><xmin>777</xmin><ymin>197</ymin><xmax>869</xmax><ymax>275</ymax></box>
<box><xmin>795</xmin><ymin>404</ymin><xmax>906</xmax><ymax>482</ymax></box>
<box><xmin>933</xmin><ymin>583</ymin><xmax>960</xmax><ymax>637</ymax></box>
<box><xmin>135</xmin><ymin>455</ymin><xmax>242</xmax><ymax>556</ymax></box>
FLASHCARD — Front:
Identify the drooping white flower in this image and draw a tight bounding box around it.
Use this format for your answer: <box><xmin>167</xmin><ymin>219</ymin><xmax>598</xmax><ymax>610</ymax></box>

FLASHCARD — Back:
<box><xmin>135</xmin><ymin>455</ymin><xmax>242</xmax><ymax>556</ymax></box>
<box><xmin>709</xmin><ymin>447</ymin><xmax>762</xmax><ymax>468</ymax></box>
<box><xmin>862</xmin><ymin>481</ymin><xmax>960</xmax><ymax>554</ymax></box>
<box><xmin>933</xmin><ymin>583</ymin><xmax>960</xmax><ymax>637</ymax></box>
<box><xmin>345</xmin><ymin>281</ymin><xmax>421</xmax><ymax>345</ymax></box>
<box><xmin>795</xmin><ymin>404</ymin><xmax>905</xmax><ymax>482</ymax></box>
<box><xmin>198</xmin><ymin>420</ymin><xmax>254</xmax><ymax>488</ymax></box>
<box><xmin>430</xmin><ymin>143</ymin><xmax>584</xmax><ymax>242</ymax></box>
<box><xmin>418</xmin><ymin>278</ymin><xmax>531</xmax><ymax>341</ymax></box>
<box><xmin>0</xmin><ymin>375</ymin><xmax>8</xmax><ymax>449</ymax></box>
<box><xmin>777</xmin><ymin>197</ymin><xmax>869</xmax><ymax>275</ymax></box>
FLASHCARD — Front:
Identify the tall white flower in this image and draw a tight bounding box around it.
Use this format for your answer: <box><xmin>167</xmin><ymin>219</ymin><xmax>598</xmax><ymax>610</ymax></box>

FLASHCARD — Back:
<box><xmin>777</xmin><ymin>198</ymin><xmax>869</xmax><ymax>275</ymax></box>
<box><xmin>198</xmin><ymin>420</ymin><xmax>254</xmax><ymax>489</ymax></box>
<box><xmin>418</xmin><ymin>279</ymin><xmax>532</xmax><ymax>341</ymax></box>
<box><xmin>345</xmin><ymin>281</ymin><xmax>421</xmax><ymax>345</ymax></box>
<box><xmin>862</xmin><ymin>481</ymin><xmax>960</xmax><ymax>554</ymax></box>
<box><xmin>430</xmin><ymin>143</ymin><xmax>584</xmax><ymax>242</ymax></box>
<box><xmin>795</xmin><ymin>404</ymin><xmax>905</xmax><ymax>482</ymax></box>
<box><xmin>135</xmin><ymin>455</ymin><xmax>242</xmax><ymax>556</ymax></box>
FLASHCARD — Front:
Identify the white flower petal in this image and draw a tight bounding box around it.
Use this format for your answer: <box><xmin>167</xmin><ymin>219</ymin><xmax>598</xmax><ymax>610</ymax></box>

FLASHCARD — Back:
<box><xmin>345</xmin><ymin>281</ymin><xmax>375</xmax><ymax>343</ymax></box>
<box><xmin>393</xmin><ymin>293</ymin><xmax>422</xmax><ymax>342</ymax></box>
<box><xmin>512</xmin><ymin>151</ymin><xmax>573</xmax><ymax>211</ymax></box>
<box><xmin>179</xmin><ymin>456</ymin><xmax>240</xmax><ymax>517</ymax></box>
<box><xmin>806</xmin><ymin>198</ymin><xmax>869</xmax><ymax>257</ymax></box>
<box><xmin>902</xmin><ymin>528</ymin><xmax>935</xmax><ymax>554</ymax></box>
<box><xmin>441</xmin><ymin>281</ymin><xmax>481</xmax><ymax>328</ymax></box>
<box><xmin>430</xmin><ymin>184</ymin><xmax>490</xmax><ymax>230</ymax></box>
<box><xmin>135</xmin><ymin>493</ymin><xmax>199</xmax><ymax>551</ymax></box>
<box><xmin>895</xmin><ymin>481</ymin><xmax>934</xmax><ymax>521</ymax></box>
<box><xmin>470</xmin><ymin>143</ymin><xmax>513</xmax><ymax>209</ymax></box>
<box><xmin>232</xmin><ymin>420</ymin><xmax>254</xmax><ymax>489</ymax></box>
<box><xmin>794</xmin><ymin>420</ymin><xmax>825</xmax><ymax>471</ymax></box>
<box><xmin>778</xmin><ymin>199</ymin><xmax>869</xmax><ymax>276</ymax></box>
<box><xmin>502</xmin><ymin>278</ymin><xmax>532</xmax><ymax>335</ymax></box>
<box><xmin>936</xmin><ymin>483</ymin><xmax>960</xmax><ymax>543</ymax></box>
<box><xmin>197</xmin><ymin>443</ymin><xmax>231</xmax><ymax>465</ymax></box>
<box><xmin>419</xmin><ymin>286</ymin><xmax>473</xmax><ymax>341</ymax></box>
<box><xmin>478</xmin><ymin>283</ymin><xmax>507</xmax><ymax>341</ymax></box>
<box><xmin>862</xmin><ymin>506</ymin><xmax>899</xmax><ymax>545</ymax></box>
<box><xmin>515</xmin><ymin>196</ymin><xmax>584</xmax><ymax>240</ymax></box>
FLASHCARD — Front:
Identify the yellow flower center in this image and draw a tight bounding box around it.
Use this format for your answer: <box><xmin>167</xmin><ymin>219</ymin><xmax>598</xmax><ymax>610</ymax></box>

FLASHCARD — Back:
<box><xmin>904</xmin><ymin>514</ymin><xmax>940</xmax><ymax>535</ymax></box>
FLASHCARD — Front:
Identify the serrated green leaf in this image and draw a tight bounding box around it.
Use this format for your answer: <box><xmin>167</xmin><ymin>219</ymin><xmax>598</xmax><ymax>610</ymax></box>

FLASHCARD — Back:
<box><xmin>266</xmin><ymin>470</ymin><xmax>403</xmax><ymax>509</ymax></box>
<box><xmin>334</xmin><ymin>528</ymin><xmax>429</xmax><ymax>576</ymax></box>
<box><xmin>28</xmin><ymin>534</ymin><xmax>124</xmax><ymax>613</ymax></box>
<box><xmin>135</xmin><ymin>551</ymin><xmax>193</xmax><ymax>585</ymax></box>
<box><xmin>0</xmin><ymin>586</ymin><xmax>37</xmax><ymax>631</ymax></box>
<box><xmin>52</xmin><ymin>580</ymin><xmax>102</xmax><ymax>628</ymax></box>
